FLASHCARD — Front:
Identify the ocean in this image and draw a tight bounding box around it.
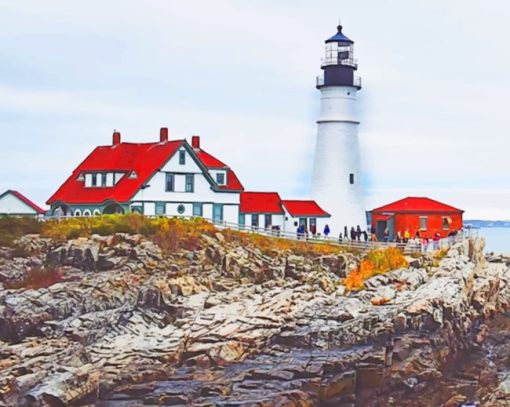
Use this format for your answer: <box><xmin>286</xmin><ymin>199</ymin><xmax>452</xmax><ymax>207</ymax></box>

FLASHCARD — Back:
<box><xmin>478</xmin><ymin>227</ymin><xmax>510</xmax><ymax>254</ymax></box>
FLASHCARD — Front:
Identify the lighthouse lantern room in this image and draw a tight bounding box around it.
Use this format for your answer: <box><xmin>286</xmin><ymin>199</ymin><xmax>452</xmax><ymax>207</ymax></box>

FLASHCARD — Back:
<box><xmin>310</xmin><ymin>22</ymin><xmax>366</xmax><ymax>235</ymax></box>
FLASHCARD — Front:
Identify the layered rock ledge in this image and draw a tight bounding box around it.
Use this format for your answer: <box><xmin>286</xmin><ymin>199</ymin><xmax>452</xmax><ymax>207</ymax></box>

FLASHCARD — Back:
<box><xmin>0</xmin><ymin>233</ymin><xmax>508</xmax><ymax>406</ymax></box>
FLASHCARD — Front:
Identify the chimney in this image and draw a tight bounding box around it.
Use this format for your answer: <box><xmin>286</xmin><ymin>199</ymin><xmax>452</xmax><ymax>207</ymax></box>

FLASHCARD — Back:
<box><xmin>191</xmin><ymin>135</ymin><xmax>200</xmax><ymax>149</ymax></box>
<box><xmin>112</xmin><ymin>131</ymin><xmax>121</xmax><ymax>146</ymax></box>
<box><xmin>160</xmin><ymin>127</ymin><xmax>168</xmax><ymax>143</ymax></box>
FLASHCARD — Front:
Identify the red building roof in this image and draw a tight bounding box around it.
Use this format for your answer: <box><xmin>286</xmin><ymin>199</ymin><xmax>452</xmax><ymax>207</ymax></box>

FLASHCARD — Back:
<box><xmin>195</xmin><ymin>150</ymin><xmax>226</xmax><ymax>168</ymax></box>
<box><xmin>1</xmin><ymin>190</ymin><xmax>45</xmax><ymax>214</ymax></box>
<box><xmin>47</xmin><ymin>136</ymin><xmax>244</xmax><ymax>206</ymax></box>
<box><xmin>47</xmin><ymin>140</ymin><xmax>184</xmax><ymax>205</ymax></box>
<box><xmin>371</xmin><ymin>197</ymin><xmax>463</xmax><ymax>214</ymax></box>
<box><xmin>47</xmin><ymin>141</ymin><xmax>184</xmax><ymax>205</ymax></box>
<box><xmin>194</xmin><ymin>148</ymin><xmax>244</xmax><ymax>192</ymax></box>
<box><xmin>282</xmin><ymin>200</ymin><xmax>330</xmax><ymax>217</ymax></box>
<box><xmin>240</xmin><ymin>192</ymin><xmax>284</xmax><ymax>214</ymax></box>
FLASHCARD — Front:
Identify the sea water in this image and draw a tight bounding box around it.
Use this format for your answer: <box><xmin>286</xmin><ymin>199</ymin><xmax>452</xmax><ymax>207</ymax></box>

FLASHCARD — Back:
<box><xmin>478</xmin><ymin>227</ymin><xmax>510</xmax><ymax>254</ymax></box>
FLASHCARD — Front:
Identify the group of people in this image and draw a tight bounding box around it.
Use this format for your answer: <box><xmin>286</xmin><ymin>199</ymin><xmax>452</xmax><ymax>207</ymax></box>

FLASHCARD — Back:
<box><xmin>381</xmin><ymin>228</ymin><xmax>460</xmax><ymax>252</ymax></box>
<box><xmin>296</xmin><ymin>223</ymin><xmax>370</xmax><ymax>243</ymax></box>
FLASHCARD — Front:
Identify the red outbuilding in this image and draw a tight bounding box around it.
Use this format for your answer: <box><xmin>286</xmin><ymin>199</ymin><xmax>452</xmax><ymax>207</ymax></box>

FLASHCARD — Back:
<box><xmin>370</xmin><ymin>197</ymin><xmax>464</xmax><ymax>241</ymax></box>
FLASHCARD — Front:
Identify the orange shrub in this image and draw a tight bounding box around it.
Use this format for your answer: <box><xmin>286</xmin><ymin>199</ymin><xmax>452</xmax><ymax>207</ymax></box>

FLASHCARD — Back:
<box><xmin>345</xmin><ymin>247</ymin><xmax>408</xmax><ymax>291</ymax></box>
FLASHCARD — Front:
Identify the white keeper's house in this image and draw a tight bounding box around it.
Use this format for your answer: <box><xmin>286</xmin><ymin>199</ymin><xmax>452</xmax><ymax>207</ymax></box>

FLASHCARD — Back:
<box><xmin>47</xmin><ymin>129</ymin><xmax>330</xmax><ymax>234</ymax></box>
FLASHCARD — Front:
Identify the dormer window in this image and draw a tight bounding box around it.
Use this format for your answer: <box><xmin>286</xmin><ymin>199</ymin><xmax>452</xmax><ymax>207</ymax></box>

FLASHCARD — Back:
<box><xmin>216</xmin><ymin>172</ymin><xmax>225</xmax><ymax>185</ymax></box>
<box><xmin>129</xmin><ymin>171</ymin><xmax>137</xmax><ymax>179</ymax></box>
<box><xmin>84</xmin><ymin>171</ymin><xmax>126</xmax><ymax>188</ymax></box>
<box><xmin>179</xmin><ymin>150</ymin><xmax>186</xmax><ymax>165</ymax></box>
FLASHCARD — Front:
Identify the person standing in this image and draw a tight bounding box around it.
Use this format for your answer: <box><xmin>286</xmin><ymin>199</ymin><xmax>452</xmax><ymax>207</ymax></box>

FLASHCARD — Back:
<box><xmin>323</xmin><ymin>224</ymin><xmax>331</xmax><ymax>238</ymax></box>
<box><xmin>356</xmin><ymin>225</ymin><xmax>362</xmax><ymax>241</ymax></box>
<box><xmin>404</xmin><ymin>229</ymin><xmax>410</xmax><ymax>243</ymax></box>
<box><xmin>344</xmin><ymin>226</ymin><xmax>349</xmax><ymax>241</ymax></box>
<box><xmin>350</xmin><ymin>227</ymin><xmax>356</xmax><ymax>241</ymax></box>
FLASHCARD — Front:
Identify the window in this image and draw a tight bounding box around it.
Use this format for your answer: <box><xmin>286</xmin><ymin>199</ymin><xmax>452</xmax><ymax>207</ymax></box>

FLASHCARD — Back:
<box><xmin>177</xmin><ymin>204</ymin><xmax>185</xmax><ymax>214</ymax></box>
<box><xmin>179</xmin><ymin>150</ymin><xmax>186</xmax><ymax>165</ymax></box>
<box><xmin>155</xmin><ymin>202</ymin><xmax>166</xmax><ymax>215</ymax></box>
<box><xmin>165</xmin><ymin>173</ymin><xmax>174</xmax><ymax>192</ymax></box>
<box><xmin>443</xmin><ymin>217</ymin><xmax>451</xmax><ymax>230</ymax></box>
<box><xmin>101</xmin><ymin>173</ymin><xmax>107</xmax><ymax>187</ymax></box>
<box><xmin>239</xmin><ymin>214</ymin><xmax>245</xmax><ymax>226</ymax></box>
<box><xmin>193</xmin><ymin>203</ymin><xmax>203</xmax><ymax>217</ymax></box>
<box><xmin>251</xmin><ymin>214</ymin><xmax>259</xmax><ymax>228</ymax></box>
<box><xmin>91</xmin><ymin>173</ymin><xmax>97</xmax><ymax>187</ymax></box>
<box><xmin>93</xmin><ymin>209</ymin><xmax>101</xmax><ymax>216</ymax></box>
<box><xmin>83</xmin><ymin>209</ymin><xmax>92</xmax><ymax>217</ymax></box>
<box><xmin>216</xmin><ymin>172</ymin><xmax>225</xmax><ymax>185</ymax></box>
<box><xmin>419</xmin><ymin>216</ymin><xmax>428</xmax><ymax>230</ymax></box>
<box><xmin>74</xmin><ymin>209</ymin><xmax>82</xmax><ymax>217</ymax></box>
<box><xmin>185</xmin><ymin>174</ymin><xmax>194</xmax><ymax>192</ymax></box>
<box><xmin>264</xmin><ymin>214</ymin><xmax>272</xmax><ymax>229</ymax></box>
<box><xmin>213</xmin><ymin>204</ymin><xmax>223</xmax><ymax>223</ymax></box>
<box><xmin>128</xmin><ymin>171</ymin><xmax>137</xmax><ymax>179</ymax></box>
<box><xmin>349</xmin><ymin>173</ymin><xmax>355</xmax><ymax>185</ymax></box>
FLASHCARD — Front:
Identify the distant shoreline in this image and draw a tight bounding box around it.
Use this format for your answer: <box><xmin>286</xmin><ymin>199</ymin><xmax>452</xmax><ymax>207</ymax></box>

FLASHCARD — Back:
<box><xmin>465</xmin><ymin>220</ymin><xmax>510</xmax><ymax>228</ymax></box>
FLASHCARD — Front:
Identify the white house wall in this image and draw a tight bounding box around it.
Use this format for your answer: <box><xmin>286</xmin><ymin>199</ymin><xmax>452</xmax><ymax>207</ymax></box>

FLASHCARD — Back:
<box><xmin>130</xmin><ymin>147</ymin><xmax>240</xmax><ymax>221</ymax></box>
<box><xmin>0</xmin><ymin>193</ymin><xmax>38</xmax><ymax>215</ymax></box>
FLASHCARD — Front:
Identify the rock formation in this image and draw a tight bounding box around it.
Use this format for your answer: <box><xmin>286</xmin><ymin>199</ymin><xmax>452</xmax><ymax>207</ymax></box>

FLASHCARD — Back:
<box><xmin>0</xmin><ymin>232</ymin><xmax>508</xmax><ymax>406</ymax></box>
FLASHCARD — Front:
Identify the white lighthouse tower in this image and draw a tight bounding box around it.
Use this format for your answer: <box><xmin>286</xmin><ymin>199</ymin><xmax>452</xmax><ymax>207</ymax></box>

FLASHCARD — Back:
<box><xmin>310</xmin><ymin>22</ymin><xmax>366</xmax><ymax>235</ymax></box>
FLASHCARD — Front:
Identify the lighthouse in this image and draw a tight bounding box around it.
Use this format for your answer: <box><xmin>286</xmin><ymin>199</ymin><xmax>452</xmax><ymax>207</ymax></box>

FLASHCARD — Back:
<box><xmin>310</xmin><ymin>22</ymin><xmax>366</xmax><ymax>235</ymax></box>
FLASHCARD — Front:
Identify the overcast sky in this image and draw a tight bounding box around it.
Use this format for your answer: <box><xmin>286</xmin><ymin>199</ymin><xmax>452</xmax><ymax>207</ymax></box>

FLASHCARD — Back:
<box><xmin>0</xmin><ymin>0</ymin><xmax>509</xmax><ymax>220</ymax></box>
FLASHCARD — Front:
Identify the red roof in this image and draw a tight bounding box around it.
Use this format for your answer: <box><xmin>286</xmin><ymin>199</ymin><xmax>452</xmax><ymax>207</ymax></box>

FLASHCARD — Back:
<box><xmin>371</xmin><ymin>197</ymin><xmax>464</xmax><ymax>214</ymax></box>
<box><xmin>47</xmin><ymin>141</ymin><xmax>183</xmax><ymax>205</ymax></box>
<box><xmin>1</xmin><ymin>190</ymin><xmax>45</xmax><ymax>214</ymax></box>
<box><xmin>240</xmin><ymin>192</ymin><xmax>284</xmax><ymax>214</ymax></box>
<box><xmin>194</xmin><ymin>148</ymin><xmax>244</xmax><ymax>192</ymax></box>
<box><xmin>282</xmin><ymin>200</ymin><xmax>330</xmax><ymax>217</ymax></box>
<box><xmin>196</xmin><ymin>150</ymin><xmax>226</xmax><ymax>168</ymax></box>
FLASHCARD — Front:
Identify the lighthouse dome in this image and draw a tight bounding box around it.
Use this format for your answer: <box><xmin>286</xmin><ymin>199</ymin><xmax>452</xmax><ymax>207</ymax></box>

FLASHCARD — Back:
<box><xmin>325</xmin><ymin>24</ymin><xmax>353</xmax><ymax>44</ymax></box>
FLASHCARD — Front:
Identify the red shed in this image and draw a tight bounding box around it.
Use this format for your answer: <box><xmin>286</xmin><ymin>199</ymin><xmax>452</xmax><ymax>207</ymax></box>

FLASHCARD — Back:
<box><xmin>370</xmin><ymin>197</ymin><xmax>463</xmax><ymax>241</ymax></box>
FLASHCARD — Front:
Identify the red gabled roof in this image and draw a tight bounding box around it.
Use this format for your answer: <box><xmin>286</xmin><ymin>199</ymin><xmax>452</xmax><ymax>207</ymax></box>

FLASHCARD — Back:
<box><xmin>1</xmin><ymin>190</ymin><xmax>45</xmax><ymax>214</ymax></box>
<box><xmin>196</xmin><ymin>150</ymin><xmax>226</xmax><ymax>168</ymax></box>
<box><xmin>47</xmin><ymin>141</ymin><xmax>183</xmax><ymax>205</ymax></box>
<box><xmin>282</xmin><ymin>200</ymin><xmax>330</xmax><ymax>217</ymax></box>
<box><xmin>371</xmin><ymin>197</ymin><xmax>464</xmax><ymax>214</ymax></box>
<box><xmin>240</xmin><ymin>192</ymin><xmax>284</xmax><ymax>214</ymax></box>
<box><xmin>194</xmin><ymin>148</ymin><xmax>244</xmax><ymax>192</ymax></box>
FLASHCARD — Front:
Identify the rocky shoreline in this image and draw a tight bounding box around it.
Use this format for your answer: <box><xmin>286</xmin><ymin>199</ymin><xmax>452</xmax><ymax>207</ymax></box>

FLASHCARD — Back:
<box><xmin>0</xmin><ymin>232</ymin><xmax>509</xmax><ymax>406</ymax></box>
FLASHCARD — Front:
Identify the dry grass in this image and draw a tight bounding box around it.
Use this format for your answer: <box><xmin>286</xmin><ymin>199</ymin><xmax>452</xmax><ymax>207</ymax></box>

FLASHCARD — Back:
<box><xmin>3</xmin><ymin>214</ymin><xmax>345</xmax><ymax>257</ymax></box>
<box><xmin>0</xmin><ymin>216</ymin><xmax>42</xmax><ymax>247</ymax></box>
<box><xmin>221</xmin><ymin>228</ymin><xmax>343</xmax><ymax>257</ymax></box>
<box><xmin>344</xmin><ymin>247</ymin><xmax>408</xmax><ymax>291</ymax></box>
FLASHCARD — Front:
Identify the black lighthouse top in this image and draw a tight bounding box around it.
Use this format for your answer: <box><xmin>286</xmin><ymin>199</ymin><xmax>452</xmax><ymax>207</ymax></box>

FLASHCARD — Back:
<box><xmin>317</xmin><ymin>23</ymin><xmax>361</xmax><ymax>90</ymax></box>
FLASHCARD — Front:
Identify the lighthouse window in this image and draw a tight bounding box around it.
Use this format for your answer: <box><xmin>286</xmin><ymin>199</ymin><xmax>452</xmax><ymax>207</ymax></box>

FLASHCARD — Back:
<box><xmin>349</xmin><ymin>173</ymin><xmax>355</xmax><ymax>184</ymax></box>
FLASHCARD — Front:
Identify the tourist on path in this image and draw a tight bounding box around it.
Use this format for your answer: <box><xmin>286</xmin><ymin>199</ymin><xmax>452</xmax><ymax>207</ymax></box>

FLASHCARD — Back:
<box><xmin>323</xmin><ymin>224</ymin><xmax>330</xmax><ymax>237</ymax></box>
<box><xmin>356</xmin><ymin>225</ymin><xmax>362</xmax><ymax>241</ymax></box>
<box><xmin>350</xmin><ymin>227</ymin><xmax>356</xmax><ymax>241</ymax></box>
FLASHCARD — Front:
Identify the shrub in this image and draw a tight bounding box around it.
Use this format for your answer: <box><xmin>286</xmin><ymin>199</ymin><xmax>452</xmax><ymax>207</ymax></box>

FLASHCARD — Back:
<box><xmin>344</xmin><ymin>247</ymin><xmax>408</xmax><ymax>291</ymax></box>
<box><xmin>0</xmin><ymin>216</ymin><xmax>42</xmax><ymax>247</ymax></box>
